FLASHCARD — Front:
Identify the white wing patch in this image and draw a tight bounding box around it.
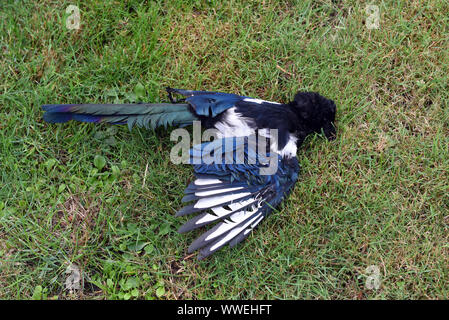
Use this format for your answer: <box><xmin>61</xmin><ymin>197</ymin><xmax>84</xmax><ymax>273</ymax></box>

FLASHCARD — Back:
<box><xmin>194</xmin><ymin>198</ymin><xmax>258</xmax><ymax>226</ymax></box>
<box><xmin>278</xmin><ymin>134</ymin><xmax>298</xmax><ymax>158</ymax></box>
<box><xmin>214</xmin><ymin>107</ymin><xmax>255</xmax><ymax>138</ymax></box>
<box><xmin>193</xmin><ymin>191</ymin><xmax>252</xmax><ymax>209</ymax></box>
<box><xmin>194</xmin><ymin>178</ymin><xmax>222</xmax><ymax>186</ymax></box>
<box><xmin>243</xmin><ymin>98</ymin><xmax>281</xmax><ymax>105</ymax></box>
<box><xmin>259</xmin><ymin>130</ymin><xmax>298</xmax><ymax>158</ymax></box>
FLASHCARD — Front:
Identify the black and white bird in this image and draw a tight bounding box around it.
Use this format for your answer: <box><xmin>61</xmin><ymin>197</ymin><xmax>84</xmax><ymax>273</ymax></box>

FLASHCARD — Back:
<box><xmin>42</xmin><ymin>87</ymin><xmax>336</xmax><ymax>259</ymax></box>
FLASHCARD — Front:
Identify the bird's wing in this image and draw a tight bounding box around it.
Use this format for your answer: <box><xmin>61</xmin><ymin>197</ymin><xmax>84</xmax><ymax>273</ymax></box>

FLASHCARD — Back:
<box><xmin>167</xmin><ymin>87</ymin><xmax>248</xmax><ymax>117</ymax></box>
<box><xmin>176</xmin><ymin>135</ymin><xmax>300</xmax><ymax>259</ymax></box>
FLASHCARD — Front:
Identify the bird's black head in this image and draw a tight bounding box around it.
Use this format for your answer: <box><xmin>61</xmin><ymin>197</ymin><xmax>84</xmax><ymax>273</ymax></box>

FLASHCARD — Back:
<box><xmin>289</xmin><ymin>91</ymin><xmax>337</xmax><ymax>142</ymax></box>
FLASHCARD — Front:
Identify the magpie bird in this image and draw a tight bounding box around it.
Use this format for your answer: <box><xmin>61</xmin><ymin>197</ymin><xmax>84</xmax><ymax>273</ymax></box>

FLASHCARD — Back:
<box><xmin>42</xmin><ymin>87</ymin><xmax>336</xmax><ymax>259</ymax></box>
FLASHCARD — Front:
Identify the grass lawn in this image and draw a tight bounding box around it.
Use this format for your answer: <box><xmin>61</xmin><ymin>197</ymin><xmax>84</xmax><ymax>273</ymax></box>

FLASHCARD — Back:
<box><xmin>0</xmin><ymin>0</ymin><xmax>448</xmax><ymax>299</ymax></box>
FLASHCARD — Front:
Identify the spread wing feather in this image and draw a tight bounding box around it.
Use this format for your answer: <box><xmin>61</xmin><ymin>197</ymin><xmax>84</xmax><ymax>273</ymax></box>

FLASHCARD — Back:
<box><xmin>176</xmin><ymin>136</ymin><xmax>300</xmax><ymax>259</ymax></box>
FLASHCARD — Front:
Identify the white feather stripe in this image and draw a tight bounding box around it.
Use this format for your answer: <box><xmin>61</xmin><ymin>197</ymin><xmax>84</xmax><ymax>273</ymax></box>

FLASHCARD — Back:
<box><xmin>204</xmin><ymin>221</ymin><xmax>236</xmax><ymax>241</ymax></box>
<box><xmin>210</xmin><ymin>198</ymin><xmax>257</xmax><ymax>216</ymax></box>
<box><xmin>278</xmin><ymin>134</ymin><xmax>298</xmax><ymax>158</ymax></box>
<box><xmin>210</xmin><ymin>206</ymin><xmax>232</xmax><ymax>216</ymax></box>
<box><xmin>193</xmin><ymin>192</ymin><xmax>251</xmax><ymax>209</ymax></box>
<box><xmin>194</xmin><ymin>178</ymin><xmax>222</xmax><ymax>186</ymax></box>
<box><xmin>258</xmin><ymin>128</ymin><xmax>271</xmax><ymax>138</ymax></box>
<box><xmin>228</xmin><ymin>206</ymin><xmax>259</xmax><ymax>223</ymax></box>
<box><xmin>196</xmin><ymin>213</ymin><xmax>222</xmax><ymax>225</ymax></box>
<box><xmin>195</xmin><ymin>199</ymin><xmax>256</xmax><ymax>225</ymax></box>
<box><xmin>209</xmin><ymin>213</ymin><xmax>264</xmax><ymax>251</ymax></box>
<box><xmin>229</xmin><ymin>198</ymin><xmax>256</xmax><ymax>209</ymax></box>
<box><xmin>204</xmin><ymin>206</ymin><xmax>259</xmax><ymax>241</ymax></box>
<box><xmin>243</xmin><ymin>98</ymin><xmax>281</xmax><ymax>105</ymax></box>
<box><xmin>195</xmin><ymin>186</ymin><xmax>244</xmax><ymax>197</ymax></box>
<box><xmin>243</xmin><ymin>215</ymin><xmax>265</xmax><ymax>235</ymax></box>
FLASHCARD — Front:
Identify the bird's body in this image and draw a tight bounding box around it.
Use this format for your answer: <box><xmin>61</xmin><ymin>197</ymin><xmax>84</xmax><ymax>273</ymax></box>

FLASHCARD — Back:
<box><xmin>203</xmin><ymin>101</ymin><xmax>299</xmax><ymax>158</ymax></box>
<box><xmin>42</xmin><ymin>87</ymin><xmax>336</xmax><ymax>259</ymax></box>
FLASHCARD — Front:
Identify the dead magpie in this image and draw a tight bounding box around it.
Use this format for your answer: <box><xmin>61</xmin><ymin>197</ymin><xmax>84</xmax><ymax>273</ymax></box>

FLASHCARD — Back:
<box><xmin>42</xmin><ymin>87</ymin><xmax>336</xmax><ymax>259</ymax></box>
